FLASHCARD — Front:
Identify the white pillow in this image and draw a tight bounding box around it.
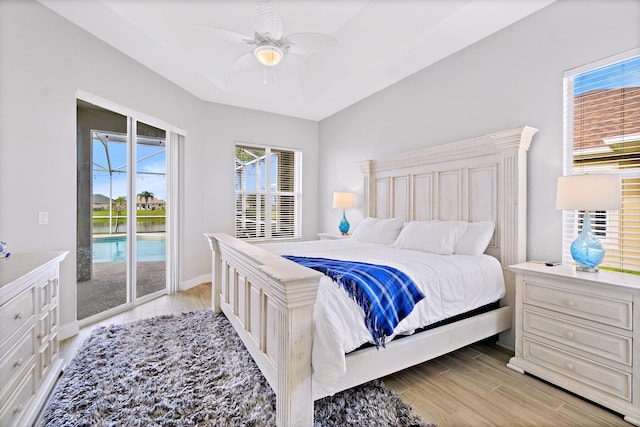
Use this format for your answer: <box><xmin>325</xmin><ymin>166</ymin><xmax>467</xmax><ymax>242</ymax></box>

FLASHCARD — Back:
<box><xmin>351</xmin><ymin>217</ymin><xmax>404</xmax><ymax>245</ymax></box>
<box><xmin>392</xmin><ymin>221</ymin><xmax>467</xmax><ymax>255</ymax></box>
<box><xmin>454</xmin><ymin>220</ymin><xmax>496</xmax><ymax>256</ymax></box>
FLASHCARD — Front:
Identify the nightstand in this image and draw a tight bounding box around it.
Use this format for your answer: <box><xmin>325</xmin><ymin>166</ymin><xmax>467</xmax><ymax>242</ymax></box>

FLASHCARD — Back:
<box><xmin>507</xmin><ymin>262</ymin><xmax>640</xmax><ymax>425</ymax></box>
<box><xmin>317</xmin><ymin>232</ymin><xmax>350</xmax><ymax>240</ymax></box>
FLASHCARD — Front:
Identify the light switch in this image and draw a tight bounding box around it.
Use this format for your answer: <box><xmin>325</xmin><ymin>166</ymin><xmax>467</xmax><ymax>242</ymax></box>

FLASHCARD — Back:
<box><xmin>39</xmin><ymin>211</ymin><xmax>48</xmax><ymax>225</ymax></box>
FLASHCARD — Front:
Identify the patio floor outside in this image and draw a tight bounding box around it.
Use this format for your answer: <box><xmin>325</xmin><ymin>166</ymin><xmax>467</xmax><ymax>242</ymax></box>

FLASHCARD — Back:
<box><xmin>77</xmin><ymin>260</ymin><xmax>166</xmax><ymax>320</ymax></box>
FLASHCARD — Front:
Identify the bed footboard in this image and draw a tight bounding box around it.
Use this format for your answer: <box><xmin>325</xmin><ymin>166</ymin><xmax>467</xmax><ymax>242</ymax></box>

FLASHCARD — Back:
<box><xmin>205</xmin><ymin>233</ymin><xmax>322</xmax><ymax>427</ymax></box>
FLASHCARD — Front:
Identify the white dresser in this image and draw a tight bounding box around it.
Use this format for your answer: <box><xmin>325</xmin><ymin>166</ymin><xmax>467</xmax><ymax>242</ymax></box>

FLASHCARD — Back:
<box><xmin>0</xmin><ymin>252</ymin><xmax>67</xmax><ymax>427</ymax></box>
<box><xmin>508</xmin><ymin>262</ymin><xmax>640</xmax><ymax>425</ymax></box>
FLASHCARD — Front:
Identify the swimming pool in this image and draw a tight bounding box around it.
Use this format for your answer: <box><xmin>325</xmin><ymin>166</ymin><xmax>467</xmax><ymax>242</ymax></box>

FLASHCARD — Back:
<box><xmin>93</xmin><ymin>235</ymin><xmax>166</xmax><ymax>263</ymax></box>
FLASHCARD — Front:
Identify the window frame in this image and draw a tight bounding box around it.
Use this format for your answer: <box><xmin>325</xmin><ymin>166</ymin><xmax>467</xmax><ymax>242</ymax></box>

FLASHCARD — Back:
<box><xmin>562</xmin><ymin>48</ymin><xmax>640</xmax><ymax>274</ymax></box>
<box><xmin>234</xmin><ymin>142</ymin><xmax>302</xmax><ymax>241</ymax></box>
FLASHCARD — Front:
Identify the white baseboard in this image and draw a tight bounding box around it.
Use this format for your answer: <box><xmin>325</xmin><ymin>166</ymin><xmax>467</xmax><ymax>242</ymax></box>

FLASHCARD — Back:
<box><xmin>59</xmin><ymin>320</ymin><xmax>80</xmax><ymax>341</ymax></box>
<box><xmin>180</xmin><ymin>274</ymin><xmax>210</xmax><ymax>291</ymax></box>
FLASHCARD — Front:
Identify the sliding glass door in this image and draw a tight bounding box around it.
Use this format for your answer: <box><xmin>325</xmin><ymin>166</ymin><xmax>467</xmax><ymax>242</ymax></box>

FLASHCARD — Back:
<box><xmin>134</xmin><ymin>122</ymin><xmax>167</xmax><ymax>299</ymax></box>
<box><xmin>87</xmin><ymin>126</ymin><xmax>129</xmax><ymax>318</ymax></box>
<box><xmin>77</xmin><ymin>99</ymin><xmax>177</xmax><ymax>323</ymax></box>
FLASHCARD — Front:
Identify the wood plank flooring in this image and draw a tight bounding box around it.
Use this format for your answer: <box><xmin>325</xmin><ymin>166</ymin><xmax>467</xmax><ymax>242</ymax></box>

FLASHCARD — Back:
<box><xmin>60</xmin><ymin>283</ymin><xmax>630</xmax><ymax>426</ymax></box>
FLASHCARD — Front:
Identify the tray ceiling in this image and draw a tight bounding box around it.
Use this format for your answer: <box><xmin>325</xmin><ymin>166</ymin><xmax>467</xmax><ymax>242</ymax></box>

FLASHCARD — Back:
<box><xmin>38</xmin><ymin>0</ymin><xmax>555</xmax><ymax>120</ymax></box>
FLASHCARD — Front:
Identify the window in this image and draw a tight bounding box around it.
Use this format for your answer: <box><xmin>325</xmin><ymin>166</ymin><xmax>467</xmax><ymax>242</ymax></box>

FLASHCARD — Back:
<box><xmin>562</xmin><ymin>50</ymin><xmax>640</xmax><ymax>274</ymax></box>
<box><xmin>577</xmin><ymin>210</ymin><xmax>607</xmax><ymax>238</ymax></box>
<box><xmin>235</xmin><ymin>143</ymin><xmax>302</xmax><ymax>240</ymax></box>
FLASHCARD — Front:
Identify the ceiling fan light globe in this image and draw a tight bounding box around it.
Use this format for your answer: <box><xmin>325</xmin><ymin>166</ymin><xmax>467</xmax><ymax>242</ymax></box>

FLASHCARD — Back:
<box><xmin>254</xmin><ymin>45</ymin><xmax>283</xmax><ymax>66</ymax></box>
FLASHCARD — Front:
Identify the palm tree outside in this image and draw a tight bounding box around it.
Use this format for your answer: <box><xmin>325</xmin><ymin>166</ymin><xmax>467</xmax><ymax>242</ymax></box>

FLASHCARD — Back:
<box><xmin>138</xmin><ymin>190</ymin><xmax>154</xmax><ymax>210</ymax></box>
<box><xmin>113</xmin><ymin>196</ymin><xmax>127</xmax><ymax>233</ymax></box>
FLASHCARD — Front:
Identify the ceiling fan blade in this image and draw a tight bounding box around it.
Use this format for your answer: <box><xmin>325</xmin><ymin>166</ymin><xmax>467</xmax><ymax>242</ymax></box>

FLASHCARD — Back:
<box><xmin>194</xmin><ymin>25</ymin><xmax>255</xmax><ymax>45</ymax></box>
<box><xmin>252</xmin><ymin>0</ymin><xmax>283</xmax><ymax>40</ymax></box>
<box><xmin>279</xmin><ymin>54</ymin><xmax>306</xmax><ymax>74</ymax></box>
<box><xmin>282</xmin><ymin>32</ymin><xmax>336</xmax><ymax>55</ymax></box>
<box><xmin>232</xmin><ymin>52</ymin><xmax>259</xmax><ymax>71</ymax></box>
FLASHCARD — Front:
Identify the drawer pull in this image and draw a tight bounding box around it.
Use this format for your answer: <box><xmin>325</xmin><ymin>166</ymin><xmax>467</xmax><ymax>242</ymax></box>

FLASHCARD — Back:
<box><xmin>14</xmin><ymin>311</ymin><xmax>23</xmax><ymax>320</ymax></box>
<box><xmin>566</xmin><ymin>363</ymin><xmax>574</xmax><ymax>371</ymax></box>
<box><xmin>565</xmin><ymin>331</ymin><xmax>574</xmax><ymax>339</ymax></box>
<box><xmin>37</xmin><ymin>332</ymin><xmax>44</xmax><ymax>338</ymax></box>
<box><xmin>565</xmin><ymin>299</ymin><xmax>575</xmax><ymax>307</ymax></box>
<box><xmin>13</xmin><ymin>404</ymin><xmax>23</xmax><ymax>414</ymax></box>
<box><xmin>13</xmin><ymin>358</ymin><xmax>23</xmax><ymax>367</ymax></box>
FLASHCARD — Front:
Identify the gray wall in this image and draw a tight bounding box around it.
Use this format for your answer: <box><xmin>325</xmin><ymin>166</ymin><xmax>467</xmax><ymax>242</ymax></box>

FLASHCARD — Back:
<box><xmin>0</xmin><ymin>0</ymin><xmax>319</xmax><ymax>337</ymax></box>
<box><xmin>318</xmin><ymin>0</ymin><xmax>640</xmax><ymax>264</ymax></box>
<box><xmin>201</xmin><ymin>102</ymin><xmax>319</xmax><ymax>241</ymax></box>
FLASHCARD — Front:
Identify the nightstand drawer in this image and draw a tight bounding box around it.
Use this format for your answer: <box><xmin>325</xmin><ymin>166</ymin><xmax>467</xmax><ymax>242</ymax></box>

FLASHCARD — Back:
<box><xmin>0</xmin><ymin>289</ymin><xmax>35</xmax><ymax>345</ymax></box>
<box><xmin>523</xmin><ymin>309</ymin><xmax>632</xmax><ymax>366</ymax></box>
<box><xmin>523</xmin><ymin>338</ymin><xmax>631</xmax><ymax>401</ymax></box>
<box><xmin>524</xmin><ymin>282</ymin><xmax>631</xmax><ymax>330</ymax></box>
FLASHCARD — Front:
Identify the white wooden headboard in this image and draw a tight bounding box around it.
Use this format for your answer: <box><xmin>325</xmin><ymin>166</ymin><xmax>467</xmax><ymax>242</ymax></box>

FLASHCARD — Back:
<box><xmin>358</xmin><ymin>126</ymin><xmax>538</xmax><ymax>268</ymax></box>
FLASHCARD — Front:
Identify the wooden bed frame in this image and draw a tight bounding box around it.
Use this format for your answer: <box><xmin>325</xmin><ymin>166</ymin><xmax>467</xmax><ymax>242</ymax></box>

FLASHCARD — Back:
<box><xmin>205</xmin><ymin>125</ymin><xmax>537</xmax><ymax>426</ymax></box>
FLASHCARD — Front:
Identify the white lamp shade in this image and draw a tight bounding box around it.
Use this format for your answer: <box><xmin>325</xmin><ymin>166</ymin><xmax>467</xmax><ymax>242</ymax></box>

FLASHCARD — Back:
<box><xmin>556</xmin><ymin>174</ymin><xmax>622</xmax><ymax>211</ymax></box>
<box><xmin>254</xmin><ymin>45</ymin><xmax>283</xmax><ymax>66</ymax></box>
<box><xmin>333</xmin><ymin>192</ymin><xmax>355</xmax><ymax>209</ymax></box>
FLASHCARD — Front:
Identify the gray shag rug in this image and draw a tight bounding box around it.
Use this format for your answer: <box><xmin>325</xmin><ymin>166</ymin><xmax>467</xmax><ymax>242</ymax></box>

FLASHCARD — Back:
<box><xmin>42</xmin><ymin>310</ymin><xmax>434</xmax><ymax>426</ymax></box>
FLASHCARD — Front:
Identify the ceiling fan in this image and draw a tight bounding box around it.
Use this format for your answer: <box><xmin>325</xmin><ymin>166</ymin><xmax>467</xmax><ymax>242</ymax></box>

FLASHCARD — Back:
<box><xmin>195</xmin><ymin>0</ymin><xmax>336</xmax><ymax>73</ymax></box>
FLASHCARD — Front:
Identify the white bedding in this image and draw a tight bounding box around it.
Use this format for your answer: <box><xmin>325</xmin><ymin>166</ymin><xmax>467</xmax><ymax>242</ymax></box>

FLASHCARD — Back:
<box><xmin>259</xmin><ymin>238</ymin><xmax>505</xmax><ymax>396</ymax></box>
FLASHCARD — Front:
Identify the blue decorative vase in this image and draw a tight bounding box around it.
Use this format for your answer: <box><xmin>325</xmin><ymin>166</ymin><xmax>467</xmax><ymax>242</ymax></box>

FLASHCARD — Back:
<box><xmin>338</xmin><ymin>210</ymin><xmax>350</xmax><ymax>235</ymax></box>
<box><xmin>570</xmin><ymin>213</ymin><xmax>605</xmax><ymax>272</ymax></box>
<box><xmin>0</xmin><ymin>240</ymin><xmax>10</xmax><ymax>258</ymax></box>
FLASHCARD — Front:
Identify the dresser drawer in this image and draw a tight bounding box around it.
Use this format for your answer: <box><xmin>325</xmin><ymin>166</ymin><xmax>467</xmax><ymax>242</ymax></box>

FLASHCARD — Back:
<box><xmin>38</xmin><ymin>310</ymin><xmax>51</xmax><ymax>346</ymax></box>
<box><xmin>0</xmin><ymin>288</ymin><xmax>35</xmax><ymax>345</ymax></box>
<box><xmin>51</xmin><ymin>277</ymin><xmax>58</xmax><ymax>304</ymax></box>
<box><xmin>36</xmin><ymin>268</ymin><xmax>57</xmax><ymax>306</ymax></box>
<box><xmin>523</xmin><ymin>338</ymin><xmax>631</xmax><ymax>401</ymax></box>
<box><xmin>51</xmin><ymin>303</ymin><xmax>58</xmax><ymax>332</ymax></box>
<box><xmin>37</xmin><ymin>277</ymin><xmax>51</xmax><ymax>311</ymax></box>
<box><xmin>0</xmin><ymin>328</ymin><xmax>35</xmax><ymax>406</ymax></box>
<box><xmin>524</xmin><ymin>282</ymin><xmax>631</xmax><ymax>330</ymax></box>
<box><xmin>0</xmin><ymin>365</ymin><xmax>36</xmax><ymax>427</ymax></box>
<box><xmin>523</xmin><ymin>309</ymin><xmax>632</xmax><ymax>366</ymax></box>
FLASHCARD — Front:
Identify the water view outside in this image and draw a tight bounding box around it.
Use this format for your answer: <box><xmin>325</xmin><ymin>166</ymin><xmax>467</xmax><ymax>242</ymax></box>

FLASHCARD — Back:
<box><xmin>91</xmin><ymin>210</ymin><xmax>167</xmax><ymax>234</ymax></box>
<box><xmin>92</xmin><ymin>223</ymin><xmax>166</xmax><ymax>234</ymax></box>
<box><xmin>93</xmin><ymin>235</ymin><xmax>166</xmax><ymax>263</ymax></box>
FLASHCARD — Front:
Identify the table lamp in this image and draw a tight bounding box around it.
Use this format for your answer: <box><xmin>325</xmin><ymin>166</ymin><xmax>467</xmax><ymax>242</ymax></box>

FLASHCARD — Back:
<box><xmin>333</xmin><ymin>192</ymin><xmax>355</xmax><ymax>235</ymax></box>
<box><xmin>556</xmin><ymin>174</ymin><xmax>621</xmax><ymax>272</ymax></box>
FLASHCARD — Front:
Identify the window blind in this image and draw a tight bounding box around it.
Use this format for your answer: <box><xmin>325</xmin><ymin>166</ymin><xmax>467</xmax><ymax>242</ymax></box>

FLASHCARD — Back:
<box><xmin>234</xmin><ymin>144</ymin><xmax>301</xmax><ymax>240</ymax></box>
<box><xmin>562</xmin><ymin>51</ymin><xmax>640</xmax><ymax>273</ymax></box>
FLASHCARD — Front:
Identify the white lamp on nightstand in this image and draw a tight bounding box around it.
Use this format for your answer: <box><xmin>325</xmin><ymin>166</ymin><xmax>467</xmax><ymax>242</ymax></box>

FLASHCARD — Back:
<box><xmin>556</xmin><ymin>174</ymin><xmax>621</xmax><ymax>272</ymax></box>
<box><xmin>333</xmin><ymin>192</ymin><xmax>355</xmax><ymax>235</ymax></box>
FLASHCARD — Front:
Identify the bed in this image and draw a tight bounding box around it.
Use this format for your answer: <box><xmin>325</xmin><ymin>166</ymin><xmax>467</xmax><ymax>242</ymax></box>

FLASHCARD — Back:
<box><xmin>205</xmin><ymin>125</ymin><xmax>537</xmax><ymax>426</ymax></box>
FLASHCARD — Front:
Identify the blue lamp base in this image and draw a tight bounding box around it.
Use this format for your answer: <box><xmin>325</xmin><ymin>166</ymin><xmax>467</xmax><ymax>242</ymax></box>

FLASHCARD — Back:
<box><xmin>338</xmin><ymin>210</ymin><xmax>350</xmax><ymax>235</ymax></box>
<box><xmin>571</xmin><ymin>211</ymin><xmax>605</xmax><ymax>272</ymax></box>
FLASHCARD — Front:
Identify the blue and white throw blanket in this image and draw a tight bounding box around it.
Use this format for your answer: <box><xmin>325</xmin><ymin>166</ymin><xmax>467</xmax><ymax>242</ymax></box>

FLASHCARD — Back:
<box><xmin>282</xmin><ymin>255</ymin><xmax>425</xmax><ymax>348</ymax></box>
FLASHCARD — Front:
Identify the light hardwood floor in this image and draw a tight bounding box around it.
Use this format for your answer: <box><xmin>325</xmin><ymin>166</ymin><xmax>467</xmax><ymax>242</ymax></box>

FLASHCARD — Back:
<box><xmin>60</xmin><ymin>283</ymin><xmax>629</xmax><ymax>427</ymax></box>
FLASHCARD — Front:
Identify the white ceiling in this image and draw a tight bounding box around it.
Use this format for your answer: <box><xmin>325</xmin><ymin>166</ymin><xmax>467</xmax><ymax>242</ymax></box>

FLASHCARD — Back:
<box><xmin>38</xmin><ymin>0</ymin><xmax>555</xmax><ymax>121</ymax></box>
